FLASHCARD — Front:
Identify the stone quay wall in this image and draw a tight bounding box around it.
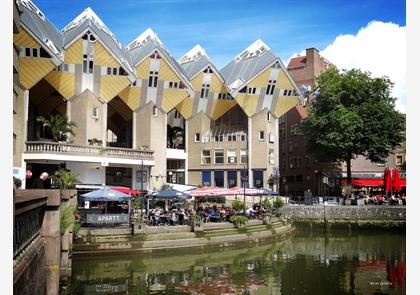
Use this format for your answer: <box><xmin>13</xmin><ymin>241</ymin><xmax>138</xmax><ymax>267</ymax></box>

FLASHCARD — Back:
<box><xmin>280</xmin><ymin>205</ymin><xmax>406</xmax><ymax>222</ymax></box>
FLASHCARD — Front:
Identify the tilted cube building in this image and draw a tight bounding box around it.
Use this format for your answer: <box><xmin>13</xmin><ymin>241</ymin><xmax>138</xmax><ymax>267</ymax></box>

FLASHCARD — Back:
<box><xmin>13</xmin><ymin>0</ymin><xmax>302</xmax><ymax>191</ymax></box>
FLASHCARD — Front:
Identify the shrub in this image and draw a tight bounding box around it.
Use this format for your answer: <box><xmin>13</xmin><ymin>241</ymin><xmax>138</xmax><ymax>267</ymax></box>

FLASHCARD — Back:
<box><xmin>231</xmin><ymin>198</ymin><xmax>245</xmax><ymax>211</ymax></box>
<box><xmin>262</xmin><ymin>212</ymin><xmax>274</xmax><ymax>218</ymax></box>
<box><xmin>273</xmin><ymin>197</ymin><xmax>285</xmax><ymax>208</ymax></box>
<box><xmin>229</xmin><ymin>215</ymin><xmax>248</xmax><ymax>224</ymax></box>
<box><xmin>262</xmin><ymin>197</ymin><xmax>272</xmax><ymax>209</ymax></box>
<box><xmin>13</xmin><ymin>177</ymin><xmax>22</xmax><ymax>189</ymax></box>
<box><xmin>60</xmin><ymin>206</ymin><xmax>75</xmax><ymax>235</ymax></box>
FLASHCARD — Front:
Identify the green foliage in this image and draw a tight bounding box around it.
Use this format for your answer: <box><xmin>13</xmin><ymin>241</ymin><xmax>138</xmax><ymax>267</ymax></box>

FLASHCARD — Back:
<box><xmin>273</xmin><ymin>197</ymin><xmax>285</xmax><ymax>208</ymax></box>
<box><xmin>231</xmin><ymin>198</ymin><xmax>245</xmax><ymax>211</ymax></box>
<box><xmin>262</xmin><ymin>197</ymin><xmax>272</xmax><ymax>209</ymax></box>
<box><xmin>229</xmin><ymin>215</ymin><xmax>248</xmax><ymax>224</ymax></box>
<box><xmin>52</xmin><ymin>169</ymin><xmax>81</xmax><ymax>189</ymax></box>
<box><xmin>13</xmin><ymin>177</ymin><xmax>22</xmax><ymax>189</ymax></box>
<box><xmin>73</xmin><ymin>222</ymin><xmax>81</xmax><ymax>236</ymax></box>
<box><xmin>60</xmin><ymin>206</ymin><xmax>75</xmax><ymax>235</ymax></box>
<box><xmin>192</xmin><ymin>215</ymin><xmax>203</xmax><ymax>222</ymax></box>
<box><xmin>297</xmin><ymin>68</ymin><xmax>405</xmax><ymax>182</ymax></box>
<box><xmin>275</xmin><ymin>210</ymin><xmax>283</xmax><ymax>218</ymax></box>
<box><xmin>36</xmin><ymin>114</ymin><xmax>77</xmax><ymax>142</ymax></box>
<box><xmin>262</xmin><ymin>212</ymin><xmax>274</xmax><ymax>218</ymax></box>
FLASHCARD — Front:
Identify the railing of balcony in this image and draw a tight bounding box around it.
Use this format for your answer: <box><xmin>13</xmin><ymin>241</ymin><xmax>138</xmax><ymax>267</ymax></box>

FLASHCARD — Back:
<box><xmin>25</xmin><ymin>141</ymin><xmax>154</xmax><ymax>160</ymax></box>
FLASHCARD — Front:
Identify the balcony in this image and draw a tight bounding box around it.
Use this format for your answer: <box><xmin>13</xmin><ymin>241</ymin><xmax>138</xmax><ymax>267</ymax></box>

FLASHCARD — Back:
<box><xmin>25</xmin><ymin>141</ymin><xmax>154</xmax><ymax>163</ymax></box>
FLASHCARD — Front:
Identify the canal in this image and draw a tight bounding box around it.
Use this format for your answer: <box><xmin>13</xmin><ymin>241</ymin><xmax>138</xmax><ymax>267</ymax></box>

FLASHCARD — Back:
<box><xmin>71</xmin><ymin>229</ymin><xmax>405</xmax><ymax>294</ymax></box>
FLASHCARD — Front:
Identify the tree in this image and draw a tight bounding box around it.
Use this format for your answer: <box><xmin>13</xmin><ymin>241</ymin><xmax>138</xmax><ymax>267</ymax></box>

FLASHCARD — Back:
<box><xmin>297</xmin><ymin>68</ymin><xmax>405</xmax><ymax>192</ymax></box>
<box><xmin>37</xmin><ymin>114</ymin><xmax>77</xmax><ymax>142</ymax></box>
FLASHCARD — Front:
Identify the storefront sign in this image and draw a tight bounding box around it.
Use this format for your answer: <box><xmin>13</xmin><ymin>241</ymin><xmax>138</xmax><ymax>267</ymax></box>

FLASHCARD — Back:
<box><xmin>86</xmin><ymin>214</ymin><xmax>129</xmax><ymax>224</ymax></box>
<box><xmin>85</xmin><ymin>283</ymin><xmax>128</xmax><ymax>293</ymax></box>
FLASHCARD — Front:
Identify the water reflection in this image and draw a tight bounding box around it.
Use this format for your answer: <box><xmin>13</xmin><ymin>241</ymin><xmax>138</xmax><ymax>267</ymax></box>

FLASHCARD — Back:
<box><xmin>71</xmin><ymin>231</ymin><xmax>405</xmax><ymax>295</ymax></box>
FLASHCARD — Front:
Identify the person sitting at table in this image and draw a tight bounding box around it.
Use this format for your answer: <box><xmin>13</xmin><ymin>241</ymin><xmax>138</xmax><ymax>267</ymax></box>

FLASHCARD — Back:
<box><xmin>170</xmin><ymin>210</ymin><xmax>177</xmax><ymax>225</ymax></box>
<box><xmin>178</xmin><ymin>209</ymin><xmax>186</xmax><ymax>225</ymax></box>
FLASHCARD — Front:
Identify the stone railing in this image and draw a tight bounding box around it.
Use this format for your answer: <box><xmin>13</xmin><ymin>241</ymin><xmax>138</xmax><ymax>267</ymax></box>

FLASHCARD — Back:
<box><xmin>25</xmin><ymin>141</ymin><xmax>154</xmax><ymax>160</ymax></box>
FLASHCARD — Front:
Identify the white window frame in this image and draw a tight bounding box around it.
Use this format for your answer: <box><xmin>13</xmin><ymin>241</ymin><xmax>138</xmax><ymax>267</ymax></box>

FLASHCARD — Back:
<box><xmin>200</xmin><ymin>84</ymin><xmax>210</xmax><ymax>99</ymax></box>
<box><xmin>269</xmin><ymin>132</ymin><xmax>275</xmax><ymax>143</ymax></box>
<box><xmin>195</xmin><ymin>133</ymin><xmax>200</xmax><ymax>142</ymax></box>
<box><xmin>268</xmin><ymin>149</ymin><xmax>275</xmax><ymax>164</ymax></box>
<box><xmin>266</xmin><ymin>80</ymin><xmax>276</xmax><ymax>95</ymax></box>
<box><xmin>227</xmin><ymin>150</ymin><xmax>237</xmax><ymax>164</ymax></box>
<box><xmin>201</xmin><ymin>150</ymin><xmax>211</xmax><ymax>164</ymax></box>
<box><xmin>152</xmin><ymin>106</ymin><xmax>158</xmax><ymax>117</ymax></box>
<box><xmin>259</xmin><ymin>131</ymin><xmax>265</xmax><ymax>141</ymax></box>
<box><xmin>396</xmin><ymin>154</ymin><xmax>404</xmax><ymax>165</ymax></box>
<box><xmin>227</xmin><ymin>134</ymin><xmax>237</xmax><ymax>142</ymax></box>
<box><xmin>267</xmin><ymin>112</ymin><xmax>271</xmax><ymax>122</ymax></box>
<box><xmin>214</xmin><ymin>149</ymin><xmax>224</xmax><ymax>164</ymax></box>
<box><xmin>92</xmin><ymin>107</ymin><xmax>99</xmax><ymax>119</ymax></box>
<box><xmin>149</xmin><ymin>71</ymin><xmax>159</xmax><ymax>88</ymax></box>
<box><xmin>240</xmin><ymin>149</ymin><xmax>248</xmax><ymax>164</ymax></box>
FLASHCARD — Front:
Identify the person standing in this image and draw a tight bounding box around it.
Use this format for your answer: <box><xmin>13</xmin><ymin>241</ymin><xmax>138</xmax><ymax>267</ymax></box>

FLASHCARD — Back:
<box><xmin>31</xmin><ymin>172</ymin><xmax>49</xmax><ymax>189</ymax></box>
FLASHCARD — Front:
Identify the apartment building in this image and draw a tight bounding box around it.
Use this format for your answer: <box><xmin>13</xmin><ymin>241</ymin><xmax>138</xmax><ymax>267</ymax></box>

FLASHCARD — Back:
<box><xmin>12</xmin><ymin>0</ymin><xmax>302</xmax><ymax>191</ymax></box>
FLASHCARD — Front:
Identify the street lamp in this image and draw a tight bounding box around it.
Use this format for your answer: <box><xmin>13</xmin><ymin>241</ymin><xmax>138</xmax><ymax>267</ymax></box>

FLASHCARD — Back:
<box><xmin>241</xmin><ymin>172</ymin><xmax>248</xmax><ymax>214</ymax></box>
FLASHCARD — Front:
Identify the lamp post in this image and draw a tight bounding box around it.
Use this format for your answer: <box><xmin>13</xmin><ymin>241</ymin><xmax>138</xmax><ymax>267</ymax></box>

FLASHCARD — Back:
<box><xmin>241</xmin><ymin>171</ymin><xmax>248</xmax><ymax>214</ymax></box>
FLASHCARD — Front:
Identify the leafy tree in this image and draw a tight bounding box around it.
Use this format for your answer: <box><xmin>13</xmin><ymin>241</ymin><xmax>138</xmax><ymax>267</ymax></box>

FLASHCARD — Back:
<box><xmin>297</xmin><ymin>68</ymin><xmax>405</xmax><ymax>189</ymax></box>
<box><xmin>37</xmin><ymin>114</ymin><xmax>77</xmax><ymax>142</ymax></box>
<box><xmin>231</xmin><ymin>198</ymin><xmax>245</xmax><ymax>211</ymax></box>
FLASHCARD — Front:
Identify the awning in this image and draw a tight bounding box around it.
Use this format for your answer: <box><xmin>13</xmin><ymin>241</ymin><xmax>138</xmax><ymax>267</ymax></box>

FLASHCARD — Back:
<box><xmin>340</xmin><ymin>178</ymin><xmax>406</xmax><ymax>187</ymax></box>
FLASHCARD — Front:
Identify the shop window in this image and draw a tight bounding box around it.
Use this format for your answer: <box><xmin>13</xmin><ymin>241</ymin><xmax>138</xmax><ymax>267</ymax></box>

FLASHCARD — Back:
<box><xmin>214</xmin><ymin>171</ymin><xmax>224</xmax><ymax>187</ymax></box>
<box><xmin>253</xmin><ymin>170</ymin><xmax>264</xmax><ymax>188</ymax></box>
<box><xmin>228</xmin><ymin>171</ymin><xmax>238</xmax><ymax>188</ymax></box>
<box><xmin>202</xmin><ymin>170</ymin><xmax>211</xmax><ymax>186</ymax></box>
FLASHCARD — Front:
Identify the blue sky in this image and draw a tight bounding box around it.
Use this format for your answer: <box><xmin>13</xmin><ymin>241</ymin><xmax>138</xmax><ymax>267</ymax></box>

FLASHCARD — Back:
<box><xmin>34</xmin><ymin>0</ymin><xmax>405</xmax><ymax>68</ymax></box>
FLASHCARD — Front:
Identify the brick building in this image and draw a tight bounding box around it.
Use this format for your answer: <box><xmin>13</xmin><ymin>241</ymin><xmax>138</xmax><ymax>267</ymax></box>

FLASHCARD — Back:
<box><xmin>279</xmin><ymin>48</ymin><xmax>406</xmax><ymax>198</ymax></box>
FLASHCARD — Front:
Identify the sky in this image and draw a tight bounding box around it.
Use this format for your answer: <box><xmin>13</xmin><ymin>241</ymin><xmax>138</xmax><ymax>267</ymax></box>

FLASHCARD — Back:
<box><xmin>33</xmin><ymin>0</ymin><xmax>406</xmax><ymax>112</ymax></box>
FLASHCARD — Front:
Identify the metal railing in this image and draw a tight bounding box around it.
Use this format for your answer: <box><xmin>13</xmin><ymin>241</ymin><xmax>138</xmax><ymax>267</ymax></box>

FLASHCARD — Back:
<box><xmin>25</xmin><ymin>141</ymin><xmax>154</xmax><ymax>160</ymax></box>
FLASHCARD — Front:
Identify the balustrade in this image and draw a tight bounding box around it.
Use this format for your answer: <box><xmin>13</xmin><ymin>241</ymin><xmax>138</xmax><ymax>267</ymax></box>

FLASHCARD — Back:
<box><xmin>25</xmin><ymin>141</ymin><xmax>153</xmax><ymax>160</ymax></box>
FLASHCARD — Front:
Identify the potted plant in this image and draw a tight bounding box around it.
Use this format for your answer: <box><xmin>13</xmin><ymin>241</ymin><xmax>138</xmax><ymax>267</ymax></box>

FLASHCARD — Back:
<box><xmin>36</xmin><ymin>114</ymin><xmax>77</xmax><ymax>142</ymax></box>
<box><xmin>191</xmin><ymin>214</ymin><xmax>204</xmax><ymax>232</ymax></box>
<box><xmin>262</xmin><ymin>197</ymin><xmax>272</xmax><ymax>209</ymax></box>
<box><xmin>52</xmin><ymin>169</ymin><xmax>81</xmax><ymax>189</ymax></box>
<box><xmin>262</xmin><ymin>212</ymin><xmax>274</xmax><ymax>225</ymax></box>
<box><xmin>229</xmin><ymin>215</ymin><xmax>248</xmax><ymax>229</ymax></box>
<box><xmin>231</xmin><ymin>197</ymin><xmax>245</xmax><ymax>212</ymax></box>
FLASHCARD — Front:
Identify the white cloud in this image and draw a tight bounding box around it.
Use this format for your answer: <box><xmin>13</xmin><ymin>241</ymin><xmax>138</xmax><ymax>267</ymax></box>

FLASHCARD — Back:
<box><xmin>322</xmin><ymin>21</ymin><xmax>406</xmax><ymax>113</ymax></box>
<box><xmin>290</xmin><ymin>21</ymin><xmax>406</xmax><ymax>113</ymax></box>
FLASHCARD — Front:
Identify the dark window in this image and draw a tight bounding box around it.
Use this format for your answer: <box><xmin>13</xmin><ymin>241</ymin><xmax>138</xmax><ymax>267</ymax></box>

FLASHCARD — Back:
<box><xmin>89</xmin><ymin>60</ymin><xmax>94</xmax><ymax>74</ymax></box>
<box><xmin>89</xmin><ymin>34</ymin><xmax>96</xmax><ymax>41</ymax></box>
<box><xmin>214</xmin><ymin>171</ymin><xmax>224</xmax><ymax>187</ymax></box>
<box><xmin>113</xmin><ymin>68</ymin><xmax>117</xmax><ymax>75</ymax></box>
<box><xmin>107</xmin><ymin>67</ymin><xmax>112</xmax><ymax>75</ymax></box>
<box><xmin>253</xmin><ymin>170</ymin><xmax>264</xmax><ymax>188</ymax></box>
<box><xmin>239</xmin><ymin>86</ymin><xmax>247</xmax><ymax>93</ymax></box>
<box><xmin>202</xmin><ymin>170</ymin><xmax>211</xmax><ymax>186</ymax></box>
<box><xmin>283</xmin><ymin>89</ymin><xmax>288</xmax><ymax>96</ymax></box>
<box><xmin>195</xmin><ymin>133</ymin><xmax>200</xmax><ymax>142</ymax></box>
<box><xmin>32</xmin><ymin>48</ymin><xmax>38</xmax><ymax>57</ymax></box>
<box><xmin>25</xmin><ymin>48</ymin><xmax>31</xmax><ymax>56</ymax></box>
<box><xmin>148</xmin><ymin>71</ymin><xmax>159</xmax><ymax>87</ymax></box>
<box><xmin>82</xmin><ymin>33</ymin><xmax>88</xmax><ymax>40</ymax></box>
<box><xmin>227</xmin><ymin>171</ymin><xmax>237</xmax><ymax>188</ymax></box>
<box><xmin>39</xmin><ymin>47</ymin><xmax>50</xmax><ymax>58</ymax></box>
<box><xmin>119</xmin><ymin>67</ymin><xmax>127</xmax><ymax>76</ymax></box>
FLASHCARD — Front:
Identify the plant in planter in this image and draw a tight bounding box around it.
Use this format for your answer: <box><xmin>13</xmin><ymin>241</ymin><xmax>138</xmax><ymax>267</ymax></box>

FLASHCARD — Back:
<box><xmin>88</xmin><ymin>138</ymin><xmax>103</xmax><ymax>146</ymax></box>
<box><xmin>262</xmin><ymin>197</ymin><xmax>272</xmax><ymax>209</ymax></box>
<box><xmin>36</xmin><ymin>114</ymin><xmax>77</xmax><ymax>142</ymax></box>
<box><xmin>231</xmin><ymin>198</ymin><xmax>245</xmax><ymax>211</ymax></box>
<box><xmin>191</xmin><ymin>214</ymin><xmax>204</xmax><ymax>232</ymax></box>
<box><xmin>273</xmin><ymin>197</ymin><xmax>285</xmax><ymax>209</ymax></box>
<box><xmin>52</xmin><ymin>169</ymin><xmax>81</xmax><ymax>189</ymax></box>
<box><xmin>13</xmin><ymin>177</ymin><xmax>22</xmax><ymax>189</ymax></box>
<box><xmin>262</xmin><ymin>212</ymin><xmax>274</xmax><ymax>225</ymax></box>
<box><xmin>229</xmin><ymin>215</ymin><xmax>248</xmax><ymax>228</ymax></box>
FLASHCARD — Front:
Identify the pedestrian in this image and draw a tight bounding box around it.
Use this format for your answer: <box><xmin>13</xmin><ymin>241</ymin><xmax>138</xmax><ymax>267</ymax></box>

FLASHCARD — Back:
<box><xmin>31</xmin><ymin>172</ymin><xmax>49</xmax><ymax>189</ymax></box>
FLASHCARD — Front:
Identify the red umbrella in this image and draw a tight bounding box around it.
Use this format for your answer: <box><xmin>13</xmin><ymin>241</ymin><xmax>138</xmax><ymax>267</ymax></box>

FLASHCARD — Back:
<box><xmin>392</xmin><ymin>167</ymin><xmax>402</xmax><ymax>193</ymax></box>
<box><xmin>384</xmin><ymin>167</ymin><xmax>393</xmax><ymax>193</ymax></box>
<box><xmin>111</xmin><ymin>186</ymin><xmax>140</xmax><ymax>196</ymax></box>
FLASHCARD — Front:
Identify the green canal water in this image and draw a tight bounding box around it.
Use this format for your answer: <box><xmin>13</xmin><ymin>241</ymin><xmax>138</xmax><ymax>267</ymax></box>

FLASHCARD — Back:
<box><xmin>70</xmin><ymin>230</ymin><xmax>405</xmax><ymax>295</ymax></box>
